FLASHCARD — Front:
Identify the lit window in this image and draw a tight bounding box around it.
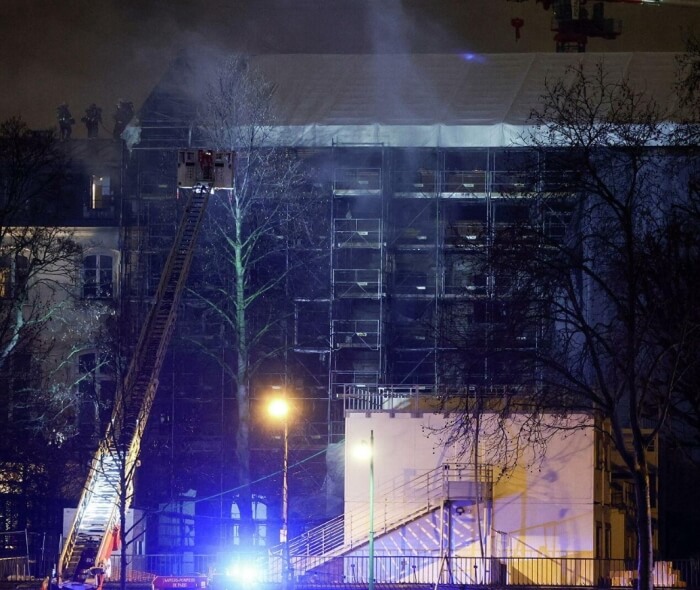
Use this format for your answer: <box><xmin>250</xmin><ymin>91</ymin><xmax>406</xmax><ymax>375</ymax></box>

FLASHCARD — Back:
<box><xmin>83</xmin><ymin>254</ymin><xmax>113</xmax><ymax>299</ymax></box>
<box><xmin>230</xmin><ymin>500</ymin><xmax>268</xmax><ymax>547</ymax></box>
<box><xmin>91</xmin><ymin>176</ymin><xmax>111</xmax><ymax>210</ymax></box>
<box><xmin>0</xmin><ymin>264</ymin><xmax>10</xmax><ymax>298</ymax></box>
<box><xmin>0</xmin><ymin>254</ymin><xmax>29</xmax><ymax>299</ymax></box>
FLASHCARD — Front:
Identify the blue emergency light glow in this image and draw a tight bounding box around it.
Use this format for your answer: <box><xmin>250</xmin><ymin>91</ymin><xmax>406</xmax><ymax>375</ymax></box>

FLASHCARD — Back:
<box><xmin>224</xmin><ymin>563</ymin><xmax>264</xmax><ymax>584</ymax></box>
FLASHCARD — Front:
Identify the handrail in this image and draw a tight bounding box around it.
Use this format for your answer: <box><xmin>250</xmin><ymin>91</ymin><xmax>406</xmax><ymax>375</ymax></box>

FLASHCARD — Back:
<box><xmin>270</xmin><ymin>463</ymin><xmax>492</xmax><ymax>578</ymax></box>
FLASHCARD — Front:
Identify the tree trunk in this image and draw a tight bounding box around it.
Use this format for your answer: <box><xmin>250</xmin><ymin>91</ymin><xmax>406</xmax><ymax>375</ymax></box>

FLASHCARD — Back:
<box><xmin>233</xmin><ymin>235</ymin><xmax>254</xmax><ymax>545</ymax></box>
<box><xmin>633</xmin><ymin>465</ymin><xmax>654</xmax><ymax>590</ymax></box>
<box><xmin>235</xmin><ymin>379</ymin><xmax>253</xmax><ymax>545</ymax></box>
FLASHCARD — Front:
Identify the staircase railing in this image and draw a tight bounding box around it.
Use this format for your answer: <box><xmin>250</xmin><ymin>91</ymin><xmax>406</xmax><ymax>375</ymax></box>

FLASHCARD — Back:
<box><xmin>270</xmin><ymin>463</ymin><xmax>491</xmax><ymax>578</ymax></box>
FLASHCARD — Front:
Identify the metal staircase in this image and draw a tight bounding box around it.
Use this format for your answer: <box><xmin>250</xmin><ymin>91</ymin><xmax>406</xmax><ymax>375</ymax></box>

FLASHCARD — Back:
<box><xmin>59</xmin><ymin>185</ymin><xmax>212</xmax><ymax>580</ymax></box>
<box><xmin>270</xmin><ymin>463</ymin><xmax>492</xmax><ymax>579</ymax></box>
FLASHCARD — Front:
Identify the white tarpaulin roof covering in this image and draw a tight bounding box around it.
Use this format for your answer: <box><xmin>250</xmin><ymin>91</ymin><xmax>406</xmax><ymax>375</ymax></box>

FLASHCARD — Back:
<box><xmin>245</xmin><ymin>52</ymin><xmax>681</xmax><ymax>147</ymax></box>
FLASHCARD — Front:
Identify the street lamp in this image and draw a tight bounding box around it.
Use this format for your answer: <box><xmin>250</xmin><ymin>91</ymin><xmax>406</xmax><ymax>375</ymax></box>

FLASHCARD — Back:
<box><xmin>355</xmin><ymin>431</ymin><xmax>375</xmax><ymax>590</ymax></box>
<box><xmin>268</xmin><ymin>396</ymin><xmax>290</xmax><ymax>589</ymax></box>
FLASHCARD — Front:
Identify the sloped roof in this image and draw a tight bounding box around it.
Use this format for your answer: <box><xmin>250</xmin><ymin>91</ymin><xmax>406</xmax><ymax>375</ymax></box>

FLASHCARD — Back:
<box><xmin>255</xmin><ymin>52</ymin><xmax>681</xmax><ymax>147</ymax></box>
<box><xmin>135</xmin><ymin>52</ymin><xmax>682</xmax><ymax>149</ymax></box>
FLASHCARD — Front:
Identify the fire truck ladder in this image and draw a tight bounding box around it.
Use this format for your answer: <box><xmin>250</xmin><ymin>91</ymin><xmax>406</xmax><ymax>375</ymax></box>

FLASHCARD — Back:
<box><xmin>58</xmin><ymin>184</ymin><xmax>212</xmax><ymax>581</ymax></box>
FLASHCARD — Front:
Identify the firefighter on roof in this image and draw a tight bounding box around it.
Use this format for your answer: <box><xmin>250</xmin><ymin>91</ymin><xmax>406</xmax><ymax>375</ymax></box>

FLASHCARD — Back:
<box><xmin>82</xmin><ymin>103</ymin><xmax>102</xmax><ymax>138</ymax></box>
<box><xmin>56</xmin><ymin>103</ymin><xmax>74</xmax><ymax>141</ymax></box>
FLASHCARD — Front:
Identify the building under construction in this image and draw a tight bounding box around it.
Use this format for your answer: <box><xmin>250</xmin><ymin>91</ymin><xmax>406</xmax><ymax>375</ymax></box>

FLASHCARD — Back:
<box><xmin>118</xmin><ymin>50</ymin><xmax>686</xmax><ymax>560</ymax></box>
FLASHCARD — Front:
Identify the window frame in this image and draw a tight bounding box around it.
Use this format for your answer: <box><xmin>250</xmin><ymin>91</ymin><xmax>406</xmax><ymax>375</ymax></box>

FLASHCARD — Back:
<box><xmin>82</xmin><ymin>252</ymin><xmax>115</xmax><ymax>300</ymax></box>
<box><xmin>0</xmin><ymin>252</ymin><xmax>30</xmax><ymax>299</ymax></box>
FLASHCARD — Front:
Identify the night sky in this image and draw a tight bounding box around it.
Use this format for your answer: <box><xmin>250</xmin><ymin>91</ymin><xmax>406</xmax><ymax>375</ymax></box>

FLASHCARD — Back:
<box><xmin>2</xmin><ymin>1</ymin><xmax>700</xmax><ymax>135</ymax></box>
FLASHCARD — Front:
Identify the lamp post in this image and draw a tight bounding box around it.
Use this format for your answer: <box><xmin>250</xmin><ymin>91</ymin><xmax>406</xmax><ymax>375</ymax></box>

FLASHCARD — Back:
<box><xmin>368</xmin><ymin>430</ymin><xmax>375</xmax><ymax>590</ymax></box>
<box><xmin>356</xmin><ymin>431</ymin><xmax>375</xmax><ymax>590</ymax></box>
<box><xmin>268</xmin><ymin>397</ymin><xmax>290</xmax><ymax>589</ymax></box>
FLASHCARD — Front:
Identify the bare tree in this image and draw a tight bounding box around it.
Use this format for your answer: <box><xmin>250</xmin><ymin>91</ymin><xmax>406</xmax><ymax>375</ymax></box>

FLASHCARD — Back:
<box><xmin>515</xmin><ymin>62</ymin><xmax>695</xmax><ymax>589</ymax></box>
<box><xmin>0</xmin><ymin>118</ymin><xmax>83</xmax><ymax>369</ymax></box>
<box><xmin>0</xmin><ymin>115</ymin><xmax>121</xmax><ymax>448</ymax></box>
<box><xmin>191</xmin><ymin>55</ymin><xmax>324</xmax><ymax>545</ymax></box>
<box><xmin>442</xmin><ymin>62</ymin><xmax>698</xmax><ymax>590</ymax></box>
<box><xmin>0</xmin><ymin>118</ymin><xmax>118</xmax><ymax>552</ymax></box>
<box><xmin>0</xmin><ymin>119</ymin><xmax>107</xmax><ymax>443</ymax></box>
<box><xmin>633</xmin><ymin>41</ymin><xmax>700</xmax><ymax>458</ymax></box>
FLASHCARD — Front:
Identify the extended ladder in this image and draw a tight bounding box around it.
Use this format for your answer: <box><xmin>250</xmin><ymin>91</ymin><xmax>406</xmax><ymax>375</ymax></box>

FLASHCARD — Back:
<box><xmin>59</xmin><ymin>184</ymin><xmax>212</xmax><ymax>580</ymax></box>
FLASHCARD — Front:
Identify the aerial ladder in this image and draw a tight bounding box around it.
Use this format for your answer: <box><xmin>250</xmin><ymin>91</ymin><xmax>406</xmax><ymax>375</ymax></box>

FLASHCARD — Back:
<box><xmin>58</xmin><ymin>150</ymin><xmax>233</xmax><ymax>586</ymax></box>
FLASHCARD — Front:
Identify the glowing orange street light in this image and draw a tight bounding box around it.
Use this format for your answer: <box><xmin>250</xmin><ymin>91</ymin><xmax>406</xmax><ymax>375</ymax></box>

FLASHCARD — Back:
<box><xmin>268</xmin><ymin>398</ymin><xmax>290</xmax><ymax>421</ymax></box>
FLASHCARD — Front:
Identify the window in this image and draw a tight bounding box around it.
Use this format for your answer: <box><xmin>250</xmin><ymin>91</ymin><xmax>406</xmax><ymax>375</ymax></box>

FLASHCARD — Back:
<box><xmin>90</xmin><ymin>176</ymin><xmax>111</xmax><ymax>210</ymax></box>
<box><xmin>83</xmin><ymin>254</ymin><xmax>113</xmax><ymax>299</ymax></box>
<box><xmin>596</xmin><ymin>434</ymin><xmax>609</xmax><ymax>470</ymax></box>
<box><xmin>230</xmin><ymin>500</ymin><xmax>268</xmax><ymax>547</ymax></box>
<box><xmin>0</xmin><ymin>264</ymin><xmax>10</xmax><ymax>298</ymax></box>
<box><xmin>0</xmin><ymin>254</ymin><xmax>29</xmax><ymax>299</ymax></box>
<box><xmin>77</xmin><ymin>352</ymin><xmax>114</xmax><ymax>434</ymax></box>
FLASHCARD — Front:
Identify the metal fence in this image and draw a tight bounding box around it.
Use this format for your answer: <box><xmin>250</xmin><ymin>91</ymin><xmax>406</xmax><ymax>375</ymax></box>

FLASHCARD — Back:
<box><xmin>290</xmin><ymin>556</ymin><xmax>700</xmax><ymax>588</ymax></box>
<box><xmin>100</xmin><ymin>555</ymin><xmax>700</xmax><ymax>588</ymax></box>
<box><xmin>0</xmin><ymin>530</ymin><xmax>58</xmax><ymax>580</ymax></box>
<box><xmin>0</xmin><ymin>556</ymin><xmax>31</xmax><ymax>581</ymax></box>
<box><xmin>2</xmin><ymin>543</ymin><xmax>698</xmax><ymax>589</ymax></box>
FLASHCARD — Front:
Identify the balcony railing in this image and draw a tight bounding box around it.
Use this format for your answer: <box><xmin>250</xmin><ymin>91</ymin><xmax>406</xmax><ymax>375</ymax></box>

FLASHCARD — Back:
<box><xmin>332</xmin><ymin>268</ymin><xmax>382</xmax><ymax>298</ymax></box>
<box><xmin>333</xmin><ymin>218</ymin><xmax>381</xmax><ymax>248</ymax></box>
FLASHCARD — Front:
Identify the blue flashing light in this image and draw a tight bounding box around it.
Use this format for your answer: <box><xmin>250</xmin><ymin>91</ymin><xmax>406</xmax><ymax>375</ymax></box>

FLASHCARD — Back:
<box><xmin>224</xmin><ymin>563</ymin><xmax>264</xmax><ymax>585</ymax></box>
